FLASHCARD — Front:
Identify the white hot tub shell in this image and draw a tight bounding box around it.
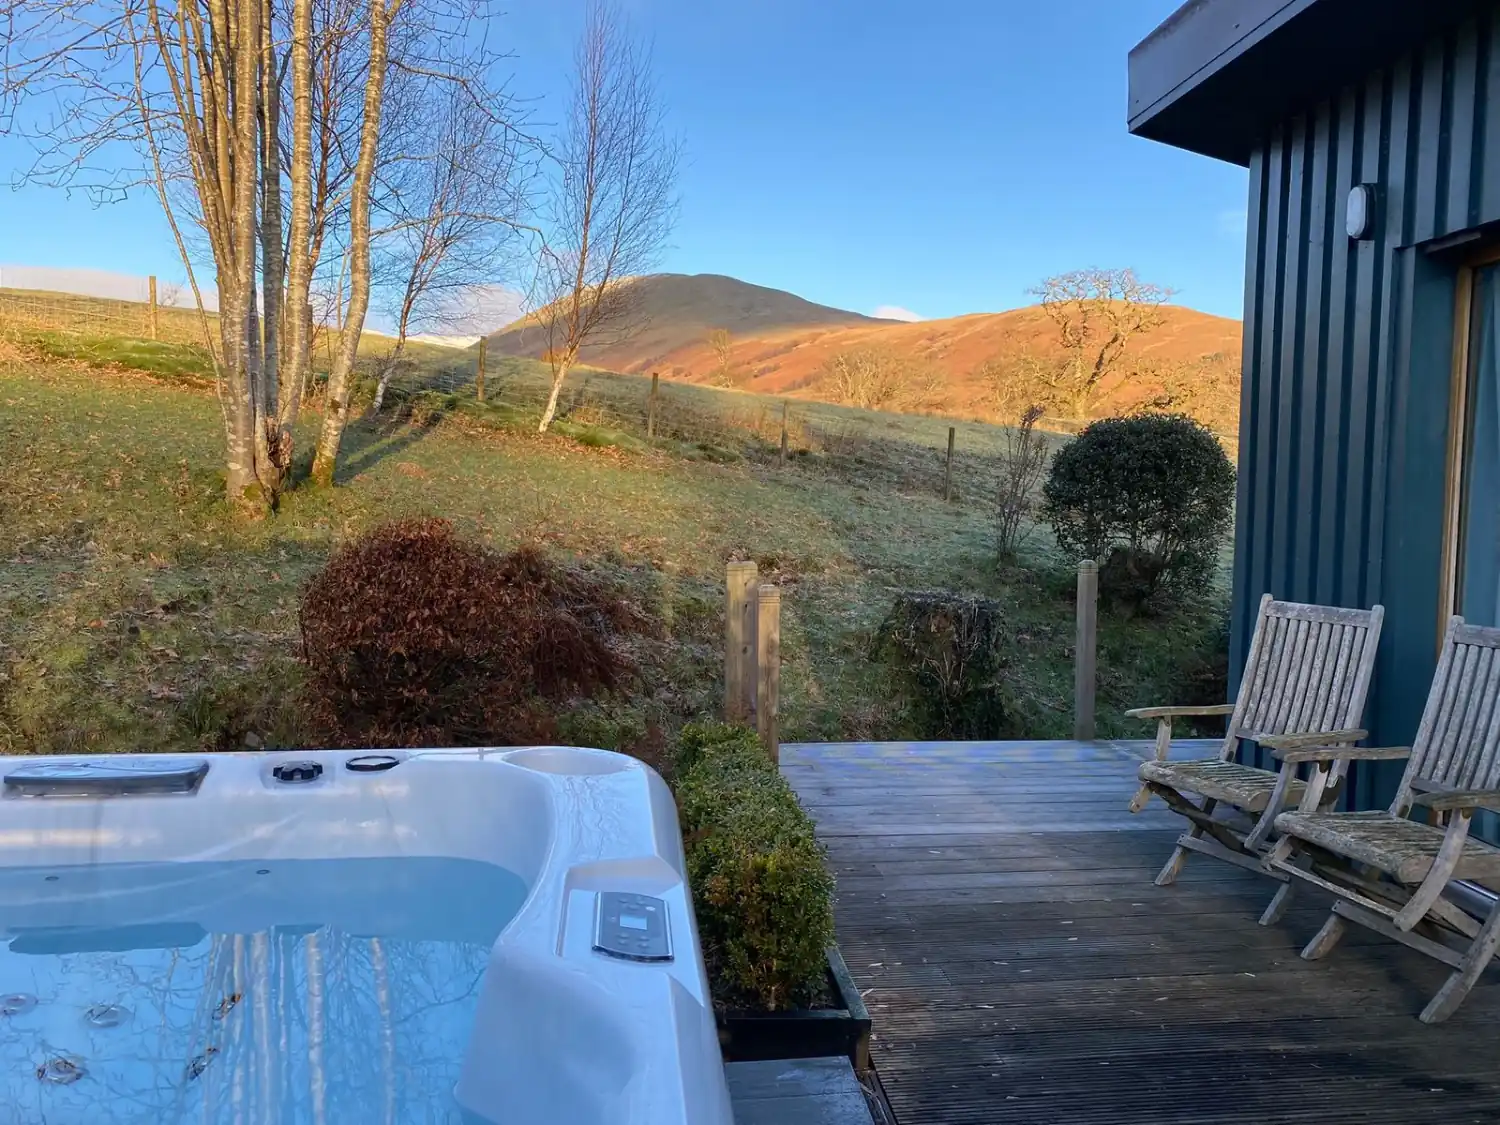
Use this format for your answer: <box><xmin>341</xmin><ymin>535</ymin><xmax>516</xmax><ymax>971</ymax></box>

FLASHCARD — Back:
<box><xmin>0</xmin><ymin>747</ymin><xmax>734</xmax><ymax>1125</ymax></box>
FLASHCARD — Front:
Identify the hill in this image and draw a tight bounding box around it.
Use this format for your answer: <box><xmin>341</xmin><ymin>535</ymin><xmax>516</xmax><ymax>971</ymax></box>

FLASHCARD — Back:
<box><xmin>661</xmin><ymin>303</ymin><xmax>1241</xmax><ymax>414</ymax></box>
<box><xmin>483</xmin><ymin>273</ymin><xmax>886</xmax><ymax>371</ymax></box>
<box><xmin>484</xmin><ymin>272</ymin><xmax>1242</xmax><ymax>427</ymax></box>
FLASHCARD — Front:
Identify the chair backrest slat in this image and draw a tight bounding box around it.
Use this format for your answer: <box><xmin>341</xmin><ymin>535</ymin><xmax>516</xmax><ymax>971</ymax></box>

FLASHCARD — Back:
<box><xmin>1451</xmin><ymin>646</ymin><xmax>1497</xmax><ymax>789</ymax></box>
<box><xmin>1288</xmin><ymin>620</ymin><xmax>1334</xmax><ymax>731</ymax></box>
<box><xmin>1268</xmin><ymin>618</ymin><xmax>1312</xmax><ymax>733</ymax></box>
<box><xmin>1473</xmin><ymin>660</ymin><xmax>1500</xmax><ymax>790</ymax></box>
<box><xmin>1225</xmin><ymin>596</ymin><xmax>1384</xmax><ymax>763</ymax></box>
<box><xmin>1399</xmin><ymin>619</ymin><xmax>1500</xmax><ymax>810</ymax></box>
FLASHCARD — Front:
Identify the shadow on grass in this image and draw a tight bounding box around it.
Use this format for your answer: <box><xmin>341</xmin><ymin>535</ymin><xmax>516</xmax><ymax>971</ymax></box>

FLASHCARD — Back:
<box><xmin>335</xmin><ymin>412</ymin><xmax>443</xmax><ymax>482</ymax></box>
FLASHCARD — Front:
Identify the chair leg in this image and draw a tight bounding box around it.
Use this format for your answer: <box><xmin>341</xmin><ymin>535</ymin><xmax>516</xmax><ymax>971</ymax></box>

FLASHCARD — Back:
<box><xmin>1155</xmin><ymin>834</ymin><xmax>1194</xmax><ymax>886</ymax></box>
<box><xmin>1421</xmin><ymin>900</ymin><xmax>1500</xmax><ymax>1025</ymax></box>
<box><xmin>1259</xmin><ymin>881</ymin><xmax>1297</xmax><ymax>927</ymax></box>
<box><xmin>1301</xmin><ymin>912</ymin><xmax>1347</xmax><ymax>961</ymax></box>
<box><xmin>1153</xmin><ymin>797</ymin><xmax>1218</xmax><ymax>887</ymax></box>
<box><xmin>1128</xmin><ymin>783</ymin><xmax>1153</xmax><ymax>815</ymax></box>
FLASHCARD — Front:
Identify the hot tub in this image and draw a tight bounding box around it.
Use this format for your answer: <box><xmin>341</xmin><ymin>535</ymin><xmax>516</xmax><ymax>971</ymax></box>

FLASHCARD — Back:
<box><xmin>0</xmin><ymin>747</ymin><xmax>734</xmax><ymax>1125</ymax></box>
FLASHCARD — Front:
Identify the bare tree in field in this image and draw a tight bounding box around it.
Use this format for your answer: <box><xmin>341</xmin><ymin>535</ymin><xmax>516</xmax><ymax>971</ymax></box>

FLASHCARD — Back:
<box><xmin>368</xmin><ymin>77</ymin><xmax>531</xmax><ymax>414</ymax></box>
<box><xmin>533</xmin><ymin>0</ymin><xmax>679</xmax><ymax>434</ymax></box>
<box><xmin>1</xmin><ymin>0</ymin><xmax>525</xmax><ymax>512</ymax></box>
<box><xmin>823</xmin><ymin>347</ymin><xmax>946</xmax><ymax>413</ymax></box>
<box><xmin>1030</xmin><ymin>268</ymin><xmax>1173</xmax><ymax>421</ymax></box>
<box><xmin>707</xmin><ymin>327</ymin><xmax>734</xmax><ymax>386</ymax></box>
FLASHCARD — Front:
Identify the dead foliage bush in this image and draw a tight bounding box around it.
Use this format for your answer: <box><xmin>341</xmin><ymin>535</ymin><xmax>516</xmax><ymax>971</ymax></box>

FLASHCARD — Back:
<box><xmin>878</xmin><ymin>590</ymin><xmax>1009</xmax><ymax>738</ymax></box>
<box><xmin>300</xmin><ymin>518</ymin><xmax>647</xmax><ymax>747</ymax></box>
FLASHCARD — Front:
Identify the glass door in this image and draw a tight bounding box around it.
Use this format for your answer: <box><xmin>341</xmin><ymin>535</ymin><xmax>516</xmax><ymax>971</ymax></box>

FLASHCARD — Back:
<box><xmin>1454</xmin><ymin>262</ymin><xmax>1500</xmax><ymax>628</ymax></box>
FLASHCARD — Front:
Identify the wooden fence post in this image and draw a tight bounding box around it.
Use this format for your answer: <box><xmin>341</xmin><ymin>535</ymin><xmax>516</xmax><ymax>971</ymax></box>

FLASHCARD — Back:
<box><xmin>779</xmin><ymin>401</ymin><xmax>789</xmax><ymax>464</ymax></box>
<box><xmin>476</xmin><ymin>336</ymin><xmax>487</xmax><ymax>402</ymax></box>
<box><xmin>648</xmin><ymin>372</ymin><xmax>660</xmax><ymax>439</ymax></box>
<box><xmin>943</xmin><ymin>425</ymin><xmax>956</xmax><ymax>501</ymax></box>
<box><xmin>148</xmin><ymin>275</ymin><xmax>158</xmax><ymax>340</ymax></box>
<box><xmin>1074</xmin><ymin>560</ymin><xmax>1098</xmax><ymax>741</ymax></box>
<box><xmin>756</xmin><ymin>584</ymin><xmax>781</xmax><ymax>763</ymax></box>
<box><xmin>725</xmin><ymin>562</ymin><xmax>759</xmax><ymax>722</ymax></box>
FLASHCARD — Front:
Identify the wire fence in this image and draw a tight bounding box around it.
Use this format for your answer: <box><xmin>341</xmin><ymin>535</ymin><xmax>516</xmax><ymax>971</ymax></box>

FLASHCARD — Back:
<box><xmin>379</xmin><ymin>353</ymin><xmax>1040</xmax><ymax>506</ymax></box>
<box><xmin>0</xmin><ymin>269</ymin><xmax>1051</xmax><ymax>513</ymax></box>
<box><xmin>0</xmin><ymin>264</ymin><xmax>212</xmax><ymax>347</ymax></box>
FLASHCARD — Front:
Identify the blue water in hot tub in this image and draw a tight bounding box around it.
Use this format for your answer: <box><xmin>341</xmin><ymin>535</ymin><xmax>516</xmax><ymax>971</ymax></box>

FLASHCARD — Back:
<box><xmin>0</xmin><ymin>857</ymin><xmax>530</xmax><ymax>1125</ymax></box>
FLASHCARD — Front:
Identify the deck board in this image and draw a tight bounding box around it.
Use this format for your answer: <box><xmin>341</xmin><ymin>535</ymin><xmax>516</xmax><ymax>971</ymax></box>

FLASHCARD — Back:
<box><xmin>726</xmin><ymin>1056</ymin><xmax>875</xmax><ymax>1125</ymax></box>
<box><xmin>782</xmin><ymin>739</ymin><xmax>1500</xmax><ymax>1125</ymax></box>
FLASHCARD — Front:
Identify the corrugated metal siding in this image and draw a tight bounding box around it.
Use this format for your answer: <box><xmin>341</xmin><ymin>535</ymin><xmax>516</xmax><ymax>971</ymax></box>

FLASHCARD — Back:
<box><xmin>1231</xmin><ymin>8</ymin><xmax>1500</xmax><ymax>816</ymax></box>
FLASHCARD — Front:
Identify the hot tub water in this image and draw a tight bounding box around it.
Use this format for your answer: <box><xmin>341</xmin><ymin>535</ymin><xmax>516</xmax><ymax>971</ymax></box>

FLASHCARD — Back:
<box><xmin>0</xmin><ymin>856</ymin><xmax>529</xmax><ymax>1125</ymax></box>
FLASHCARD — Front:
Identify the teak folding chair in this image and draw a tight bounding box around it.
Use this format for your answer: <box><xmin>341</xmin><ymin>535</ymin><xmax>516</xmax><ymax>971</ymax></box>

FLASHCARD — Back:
<box><xmin>1128</xmin><ymin>594</ymin><xmax>1385</xmax><ymax>892</ymax></box>
<box><xmin>1266</xmin><ymin>616</ymin><xmax>1500</xmax><ymax>1024</ymax></box>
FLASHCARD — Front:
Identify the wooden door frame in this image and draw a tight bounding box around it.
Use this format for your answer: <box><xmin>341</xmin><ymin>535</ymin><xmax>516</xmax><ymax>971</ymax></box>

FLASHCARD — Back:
<box><xmin>1438</xmin><ymin>244</ymin><xmax>1500</xmax><ymax>638</ymax></box>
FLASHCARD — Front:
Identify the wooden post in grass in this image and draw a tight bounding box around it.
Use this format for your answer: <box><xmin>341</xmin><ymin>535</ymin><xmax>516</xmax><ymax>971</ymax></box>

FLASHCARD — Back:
<box><xmin>475</xmin><ymin>337</ymin><xmax>487</xmax><ymax>402</ymax></box>
<box><xmin>647</xmin><ymin>372</ymin><xmax>660</xmax><ymax>439</ymax></box>
<box><xmin>1074</xmin><ymin>560</ymin><xmax>1098</xmax><ymax>741</ymax></box>
<box><xmin>725</xmin><ymin>562</ymin><xmax>759</xmax><ymax>722</ymax></box>
<box><xmin>148</xmin><ymin>276</ymin><xmax>158</xmax><ymax>340</ymax></box>
<box><xmin>756</xmin><ymin>584</ymin><xmax>782</xmax><ymax>763</ymax></box>
<box><xmin>779</xmin><ymin>401</ymin><xmax>789</xmax><ymax>464</ymax></box>
<box><xmin>943</xmin><ymin>425</ymin><xmax>956</xmax><ymax>501</ymax></box>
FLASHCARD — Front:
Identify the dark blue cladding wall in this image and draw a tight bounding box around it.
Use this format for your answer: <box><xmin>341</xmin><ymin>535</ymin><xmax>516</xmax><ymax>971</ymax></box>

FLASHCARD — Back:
<box><xmin>1232</xmin><ymin>8</ymin><xmax>1500</xmax><ymax>811</ymax></box>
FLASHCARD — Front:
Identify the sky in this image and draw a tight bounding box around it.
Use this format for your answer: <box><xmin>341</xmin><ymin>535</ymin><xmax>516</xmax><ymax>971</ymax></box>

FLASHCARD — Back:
<box><xmin>0</xmin><ymin>0</ymin><xmax>1250</xmax><ymax>326</ymax></box>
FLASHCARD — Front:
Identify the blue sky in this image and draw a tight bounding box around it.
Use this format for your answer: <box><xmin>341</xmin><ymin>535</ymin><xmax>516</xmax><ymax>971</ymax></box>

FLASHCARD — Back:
<box><xmin>0</xmin><ymin>0</ymin><xmax>1249</xmax><ymax>323</ymax></box>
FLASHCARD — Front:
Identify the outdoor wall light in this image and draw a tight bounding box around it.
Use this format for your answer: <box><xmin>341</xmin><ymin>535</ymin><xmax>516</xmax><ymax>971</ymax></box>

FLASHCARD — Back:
<box><xmin>1346</xmin><ymin>183</ymin><xmax>1378</xmax><ymax>241</ymax></box>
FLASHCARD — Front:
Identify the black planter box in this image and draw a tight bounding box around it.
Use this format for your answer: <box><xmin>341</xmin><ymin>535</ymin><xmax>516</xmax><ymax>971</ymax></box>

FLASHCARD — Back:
<box><xmin>718</xmin><ymin>945</ymin><xmax>872</xmax><ymax>1068</ymax></box>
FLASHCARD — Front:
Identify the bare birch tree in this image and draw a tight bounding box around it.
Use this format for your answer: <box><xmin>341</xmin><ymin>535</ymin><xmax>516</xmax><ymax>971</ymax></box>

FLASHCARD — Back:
<box><xmin>1</xmin><ymin>0</ymin><xmax>526</xmax><ymax>510</ymax></box>
<box><xmin>533</xmin><ymin>0</ymin><xmax>678</xmax><ymax>434</ymax></box>
<box><xmin>1030</xmin><ymin>268</ymin><xmax>1174</xmax><ymax>420</ymax></box>
<box><xmin>368</xmin><ymin>76</ymin><xmax>530</xmax><ymax>414</ymax></box>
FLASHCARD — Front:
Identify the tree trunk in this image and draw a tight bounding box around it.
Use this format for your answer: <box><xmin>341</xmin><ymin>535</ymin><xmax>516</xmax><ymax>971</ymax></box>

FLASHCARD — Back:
<box><xmin>537</xmin><ymin>355</ymin><xmax>574</xmax><ymax>433</ymax></box>
<box><xmin>280</xmin><ymin>0</ymin><xmax>315</xmax><ymax>457</ymax></box>
<box><xmin>225</xmin><ymin>0</ymin><xmax>270</xmax><ymax>517</ymax></box>
<box><xmin>370</xmin><ymin>342</ymin><xmax>404</xmax><ymax>415</ymax></box>
<box><xmin>310</xmin><ymin>0</ymin><xmax>391</xmax><ymax>488</ymax></box>
<box><xmin>258</xmin><ymin>0</ymin><xmax>286</xmax><ymax>495</ymax></box>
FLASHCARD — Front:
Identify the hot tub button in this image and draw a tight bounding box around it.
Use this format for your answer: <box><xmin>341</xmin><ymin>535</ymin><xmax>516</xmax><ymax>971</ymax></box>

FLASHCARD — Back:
<box><xmin>272</xmin><ymin>761</ymin><xmax>323</xmax><ymax>784</ymax></box>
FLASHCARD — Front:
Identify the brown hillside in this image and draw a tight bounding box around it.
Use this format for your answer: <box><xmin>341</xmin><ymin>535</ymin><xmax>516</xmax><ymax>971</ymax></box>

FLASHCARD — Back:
<box><xmin>484</xmin><ymin>273</ymin><xmax>886</xmax><ymax>369</ymax></box>
<box><xmin>487</xmin><ymin>272</ymin><xmax>1242</xmax><ymax>425</ymax></box>
<box><xmin>653</xmin><ymin>304</ymin><xmax>1242</xmax><ymax>420</ymax></box>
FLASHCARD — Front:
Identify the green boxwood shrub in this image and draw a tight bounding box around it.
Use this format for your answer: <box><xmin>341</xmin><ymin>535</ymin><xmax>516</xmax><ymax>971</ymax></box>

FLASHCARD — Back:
<box><xmin>674</xmin><ymin>723</ymin><xmax>835</xmax><ymax>1011</ymax></box>
<box><xmin>1041</xmin><ymin>413</ymin><xmax>1235</xmax><ymax>609</ymax></box>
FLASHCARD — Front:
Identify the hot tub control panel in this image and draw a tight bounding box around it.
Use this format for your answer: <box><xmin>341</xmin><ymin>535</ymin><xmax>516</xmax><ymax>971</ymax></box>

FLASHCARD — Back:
<box><xmin>592</xmin><ymin>892</ymin><xmax>672</xmax><ymax>962</ymax></box>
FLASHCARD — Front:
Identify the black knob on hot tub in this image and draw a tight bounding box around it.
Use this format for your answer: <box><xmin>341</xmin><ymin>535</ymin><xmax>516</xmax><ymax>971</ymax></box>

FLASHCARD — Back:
<box><xmin>272</xmin><ymin>761</ymin><xmax>323</xmax><ymax>783</ymax></box>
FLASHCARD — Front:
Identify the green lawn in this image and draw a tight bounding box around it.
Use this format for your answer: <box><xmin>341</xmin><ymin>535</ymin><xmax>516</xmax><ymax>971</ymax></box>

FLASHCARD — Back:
<box><xmin>0</xmin><ymin>350</ymin><xmax>1229</xmax><ymax>757</ymax></box>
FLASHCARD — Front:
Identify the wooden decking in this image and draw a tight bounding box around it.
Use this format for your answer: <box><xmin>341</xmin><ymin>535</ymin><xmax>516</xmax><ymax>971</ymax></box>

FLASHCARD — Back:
<box><xmin>727</xmin><ymin>1056</ymin><xmax>877</xmax><ymax>1125</ymax></box>
<box><xmin>782</xmin><ymin>739</ymin><xmax>1500</xmax><ymax>1125</ymax></box>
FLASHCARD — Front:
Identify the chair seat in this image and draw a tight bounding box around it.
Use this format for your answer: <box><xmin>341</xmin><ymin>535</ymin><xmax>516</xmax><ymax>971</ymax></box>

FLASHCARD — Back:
<box><xmin>1274</xmin><ymin>809</ymin><xmax>1500</xmax><ymax>883</ymax></box>
<box><xmin>1138</xmin><ymin>757</ymin><xmax>1304</xmax><ymax>812</ymax></box>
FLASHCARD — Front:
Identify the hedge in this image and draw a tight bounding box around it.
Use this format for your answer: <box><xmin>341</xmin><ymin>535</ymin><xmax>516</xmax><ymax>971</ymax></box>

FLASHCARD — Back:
<box><xmin>674</xmin><ymin>722</ymin><xmax>835</xmax><ymax>1011</ymax></box>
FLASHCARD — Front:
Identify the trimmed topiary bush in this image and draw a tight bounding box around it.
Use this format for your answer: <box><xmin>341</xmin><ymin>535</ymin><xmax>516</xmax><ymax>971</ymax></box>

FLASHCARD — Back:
<box><xmin>674</xmin><ymin>723</ymin><xmax>835</xmax><ymax>1011</ymax></box>
<box><xmin>299</xmin><ymin>518</ymin><xmax>643</xmax><ymax>747</ymax></box>
<box><xmin>1041</xmin><ymin>413</ymin><xmax>1235</xmax><ymax>608</ymax></box>
<box><xmin>879</xmin><ymin>591</ymin><xmax>1009</xmax><ymax>738</ymax></box>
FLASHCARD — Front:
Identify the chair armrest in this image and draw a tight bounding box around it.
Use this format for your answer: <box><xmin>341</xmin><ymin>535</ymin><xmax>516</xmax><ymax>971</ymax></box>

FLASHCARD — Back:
<box><xmin>1271</xmin><ymin>745</ymin><xmax>1412</xmax><ymax>764</ymax></box>
<box><xmin>1125</xmin><ymin>704</ymin><xmax>1235</xmax><ymax>720</ymax></box>
<box><xmin>1257</xmin><ymin>728</ymin><xmax>1368</xmax><ymax>751</ymax></box>
<box><xmin>1411</xmin><ymin>788</ymin><xmax>1500</xmax><ymax>814</ymax></box>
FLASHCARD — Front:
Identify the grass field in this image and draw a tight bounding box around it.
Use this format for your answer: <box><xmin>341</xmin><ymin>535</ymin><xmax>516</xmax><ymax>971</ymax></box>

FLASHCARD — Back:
<box><xmin>0</xmin><ymin>302</ymin><xmax>1230</xmax><ymax>758</ymax></box>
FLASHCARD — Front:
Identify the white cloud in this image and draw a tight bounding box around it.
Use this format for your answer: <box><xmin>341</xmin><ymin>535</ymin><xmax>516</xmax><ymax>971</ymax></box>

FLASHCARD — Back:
<box><xmin>873</xmin><ymin>305</ymin><xmax>923</xmax><ymax>322</ymax></box>
<box><xmin>1217</xmin><ymin>208</ymin><xmax>1248</xmax><ymax>240</ymax></box>
<box><xmin>369</xmin><ymin>283</ymin><xmax>526</xmax><ymax>336</ymax></box>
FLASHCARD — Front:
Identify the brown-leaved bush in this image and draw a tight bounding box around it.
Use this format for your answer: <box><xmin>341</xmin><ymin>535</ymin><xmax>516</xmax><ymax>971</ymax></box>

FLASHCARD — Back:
<box><xmin>300</xmin><ymin>518</ymin><xmax>644</xmax><ymax>747</ymax></box>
